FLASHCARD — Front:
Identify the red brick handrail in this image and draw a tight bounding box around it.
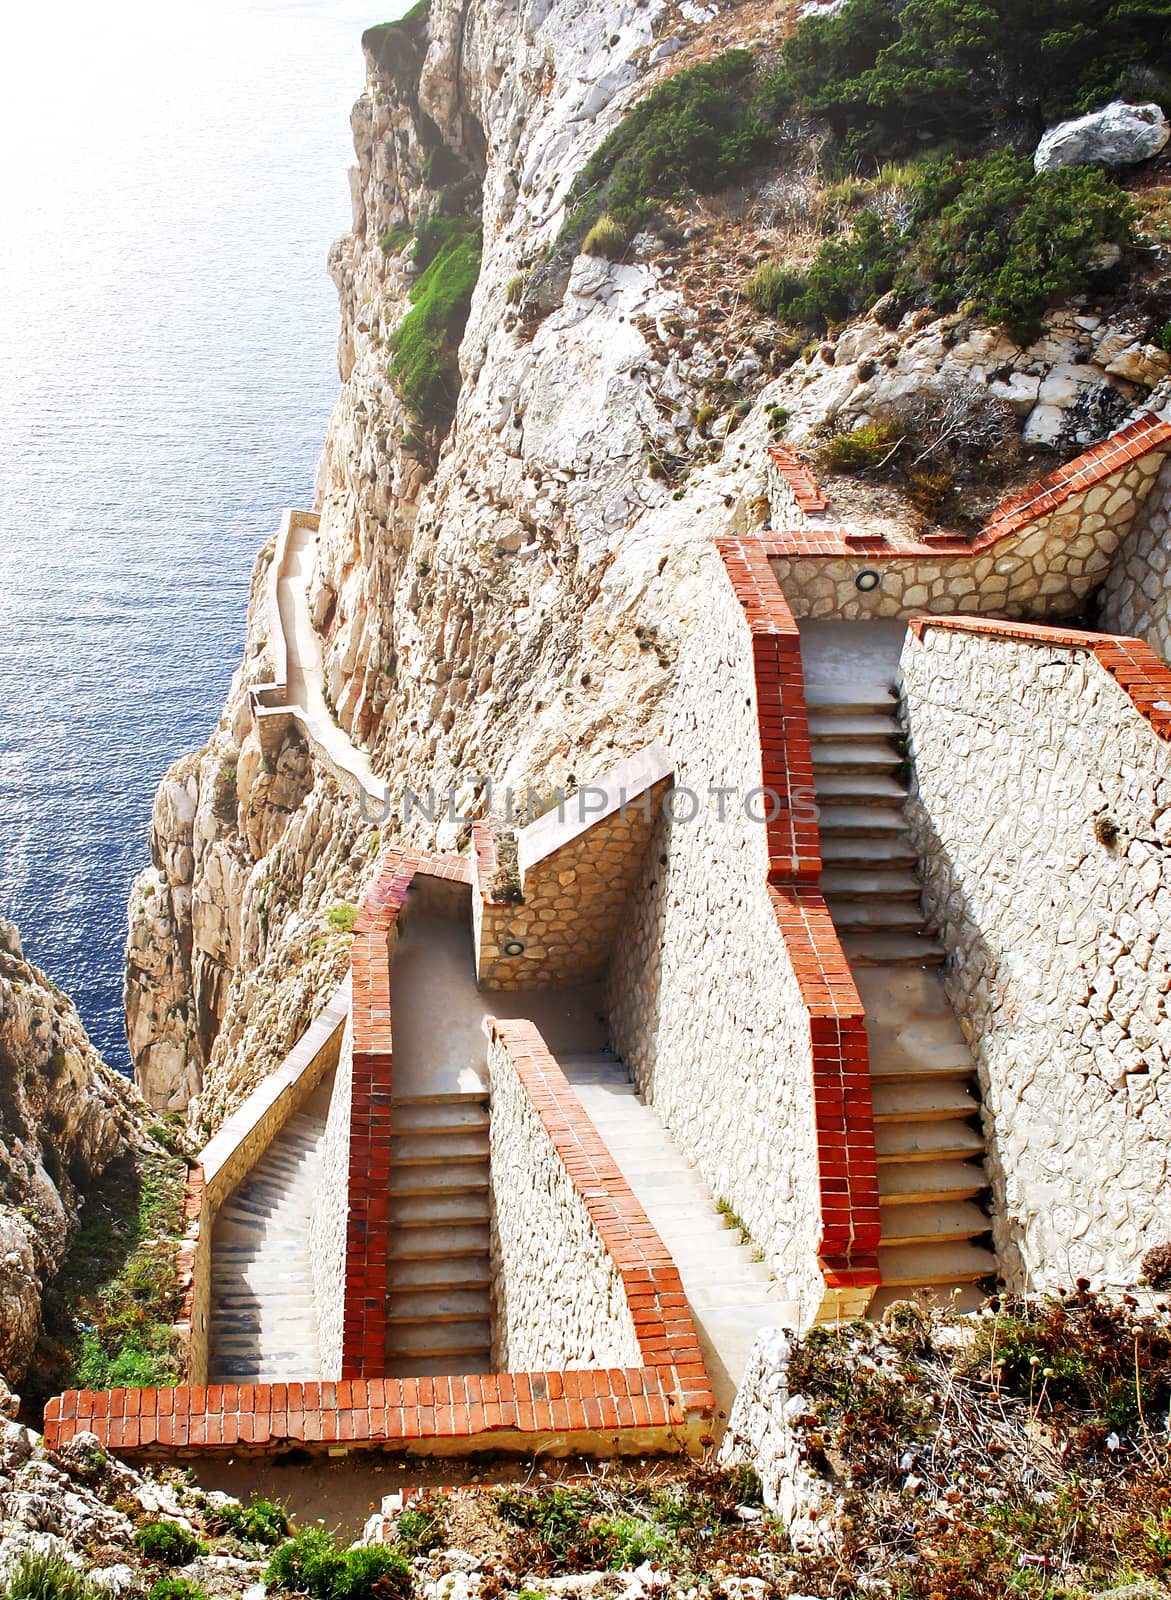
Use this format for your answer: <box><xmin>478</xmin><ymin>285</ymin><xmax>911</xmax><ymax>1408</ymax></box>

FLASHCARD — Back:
<box><xmin>716</xmin><ymin>539</ymin><xmax>881</xmax><ymax>1303</ymax></box>
<box><xmin>489</xmin><ymin>1019</ymin><xmax>711</xmax><ymax>1387</ymax></box>
<box><xmin>908</xmin><ymin>614</ymin><xmax>1171</xmax><ymax>741</ymax></box>
<box><xmin>767</xmin><ymin>445</ymin><xmax>831</xmax><ymax>516</ymax></box>
<box><xmin>765</xmin><ymin>411</ymin><xmax>1171</xmax><ymax>558</ymax></box>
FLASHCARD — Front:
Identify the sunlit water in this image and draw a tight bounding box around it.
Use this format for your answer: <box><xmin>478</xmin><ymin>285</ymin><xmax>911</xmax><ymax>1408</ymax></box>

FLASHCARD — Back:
<box><xmin>0</xmin><ymin>0</ymin><xmax>382</xmax><ymax>1070</ymax></box>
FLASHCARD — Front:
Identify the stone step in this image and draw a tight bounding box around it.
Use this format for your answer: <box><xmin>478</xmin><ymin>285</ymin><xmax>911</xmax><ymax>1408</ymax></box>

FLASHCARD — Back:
<box><xmin>387</xmin><ymin>1255</ymin><xmax>491</xmax><ymax>1292</ymax></box>
<box><xmin>390</xmin><ymin>1131</ymin><xmax>491</xmax><ymax>1165</ymax></box>
<box><xmin>874</xmin><ymin>1122</ymin><xmax>985</xmax><ymax>1162</ymax></box>
<box><xmin>878</xmin><ymin>1159</ymin><xmax>988</xmax><ymax>1204</ymax></box>
<box><xmin>393</xmin><ymin>1091</ymin><xmax>491</xmax><ymax>1110</ymax></box>
<box><xmin>870</xmin><ymin>1282</ymin><xmax>988</xmax><ymax>1317</ymax></box>
<box><xmin>388</xmin><ymin>1319</ymin><xmax>492</xmax><ymax>1358</ymax></box>
<box><xmin>827</xmin><ymin>900</ymin><xmax>926</xmax><ymax>933</ymax></box>
<box><xmin>388</xmin><ymin>1161</ymin><xmax>490</xmax><ymax>1197</ymax></box>
<box><xmin>820</xmin><ymin>834</ymin><xmax>919</xmax><ymax>868</ymax></box>
<box><xmin>868</xmin><ymin>1038</ymin><xmax>975</xmax><ymax>1079</ymax></box>
<box><xmin>820</xmin><ymin>867</ymin><xmax>922</xmax><ymax>901</ymax></box>
<box><xmin>879</xmin><ymin>1199</ymin><xmax>990</xmax><ymax>1245</ymax></box>
<box><xmin>842</xmin><ymin>933</ymin><xmax>946</xmax><ymax>966</ymax></box>
<box><xmin>386</xmin><ymin>1288</ymin><xmax>492</xmax><ymax>1324</ymax></box>
<box><xmin>812</xmin><ymin>743</ymin><xmax>902</xmax><ymax>775</ymax></box>
<box><xmin>385</xmin><ymin>1353</ymin><xmax>494</xmax><ymax>1379</ymax></box>
<box><xmin>806</xmin><ymin>694</ymin><xmax>899</xmax><ymax>717</ymax></box>
<box><xmin>388</xmin><ymin>1223</ymin><xmax>491</xmax><ymax>1259</ymax></box>
<box><xmin>817</xmin><ymin>805</ymin><xmax>909</xmax><ymax>837</ymax></box>
<box><xmin>871</xmin><ymin>1079</ymin><xmax>980</xmax><ymax>1122</ymax></box>
<box><xmin>807</xmin><ymin>713</ymin><xmax>902</xmax><ymax>742</ymax></box>
<box><xmin>815</xmin><ymin>773</ymin><xmax>908</xmax><ymax>806</ymax></box>
<box><xmin>388</xmin><ymin>1193</ymin><xmax>491</xmax><ymax>1228</ymax></box>
<box><xmin>393</xmin><ymin>1099</ymin><xmax>490</xmax><ymax>1135</ymax></box>
<box><xmin>877</xmin><ymin>1240</ymin><xmax>998</xmax><ymax>1288</ymax></box>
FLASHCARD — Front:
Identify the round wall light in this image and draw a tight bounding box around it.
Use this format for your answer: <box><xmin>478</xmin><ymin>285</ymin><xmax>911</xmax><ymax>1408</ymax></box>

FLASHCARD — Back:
<box><xmin>855</xmin><ymin>569</ymin><xmax>882</xmax><ymax>592</ymax></box>
<box><xmin>502</xmin><ymin>938</ymin><xmax>527</xmax><ymax>957</ymax></box>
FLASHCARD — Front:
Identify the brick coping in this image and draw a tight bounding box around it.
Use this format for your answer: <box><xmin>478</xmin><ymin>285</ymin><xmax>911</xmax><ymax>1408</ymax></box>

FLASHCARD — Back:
<box><xmin>489</xmin><ymin>1018</ymin><xmax>712</xmax><ymax>1406</ymax></box>
<box><xmin>908</xmin><ymin>614</ymin><xmax>1171</xmax><ymax>742</ymax></box>
<box><xmin>715</xmin><ymin>540</ymin><xmax>881</xmax><ymax>1305</ymax></box>
<box><xmin>766</xmin><ymin>412</ymin><xmax>1171</xmax><ymax>558</ymax></box>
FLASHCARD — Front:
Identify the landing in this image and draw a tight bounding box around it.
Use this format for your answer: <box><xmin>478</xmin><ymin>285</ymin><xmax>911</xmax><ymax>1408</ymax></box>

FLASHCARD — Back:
<box><xmin>799</xmin><ymin>619</ymin><xmax>908</xmax><ymax>704</ymax></box>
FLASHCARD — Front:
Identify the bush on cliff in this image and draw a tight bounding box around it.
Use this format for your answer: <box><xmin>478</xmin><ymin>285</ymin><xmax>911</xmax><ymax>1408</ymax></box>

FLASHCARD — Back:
<box><xmin>266</xmin><ymin>1528</ymin><xmax>411</xmax><ymax>1600</ymax></box>
<box><xmin>389</xmin><ymin>215</ymin><xmax>482</xmax><ymax>432</ymax></box>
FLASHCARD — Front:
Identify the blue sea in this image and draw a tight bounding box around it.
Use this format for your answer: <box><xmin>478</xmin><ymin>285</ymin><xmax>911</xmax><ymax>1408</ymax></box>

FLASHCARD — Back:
<box><xmin>0</xmin><ymin>0</ymin><xmax>386</xmax><ymax>1072</ymax></box>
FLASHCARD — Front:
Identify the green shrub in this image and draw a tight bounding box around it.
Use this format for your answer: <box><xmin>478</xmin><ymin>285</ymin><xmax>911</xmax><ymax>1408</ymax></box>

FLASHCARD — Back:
<box><xmin>266</xmin><ymin>1529</ymin><xmax>411</xmax><ymax>1600</ymax></box>
<box><xmin>594</xmin><ymin>1514</ymin><xmax>677</xmax><ymax>1568</ymax></box>
<box><xmin>134</xmin><ymin>1521</ymin><xmax>208</xmax><ymax>1567</ymax></box>
<box><xmin>378</xmin><ymin>224</ymin><xmax>413</xmax><ymax>255</ymax></box>
<box><xmin>210</xmin><ymin>1495</ymin><xmax>290</xmax><ymax>1547</ymax></box>
<box><xmin>148</xmin><ymin>1580</ymin><xmax>207</xmax><ymax>1600</ymax></box>
<box><xmin>768</xmin><ymin>0</ymin><xmax>1171</xmax><ymax>163</ymax></box>
<box><xmin>212</xmin><ymin>761</ymin><xmax>237</xmax><ymax>823</ymax></box>
<box><xmin>505</xmin><ymin>273</ymin><xmax>525</xmax><ymax>304</ymax></box>
<box><xmin>581</xmin><ymin>214</ymin><xmax>627</xmax><ymax>260</ymax></box>
<box><xmin>393</xmin><ymin>1503</ymin><xmax>445</xmax><ymax>1556</ymax></box>
<box><xmin>326</xmin><ymin>903</ymin><xmax>359</xmax><ymax>933</ymax></box>
<box><xmin>753</xmin><ymin>210</ymin><xmax>901</xmax><ymax>332</ymax></box>
<box><xmin>744</xmin><ymin>261</ymin><xmax>806</xmax><ymax>317</ymax></box>
<box><xmin>388</xmin><ymin>216</ymin><xmax>482</xmax><ymax>430</ymax></box>
<box><xmin>820</xmin><ymin>420</ymin><xmax>903</xmax><ymax>474</ymax></box>
<box><xmin>3</xmin><ymin>1553</ymin><xmax>97</xmax><ymax>1600</ymax></box>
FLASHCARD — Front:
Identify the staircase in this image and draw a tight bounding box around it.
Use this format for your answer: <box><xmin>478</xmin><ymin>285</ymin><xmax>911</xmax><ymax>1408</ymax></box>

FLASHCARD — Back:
<box><xmin>557</xmin><ymin>1050</ymin><xmax>799</xmax><ymax>1422</ymax></box>
<box><xmin>808</xmin><ymin>691</ymin><xmax>998</xmax><ymax>1315</ymax></box>
<box><xmin>385</xmin><ymin>1094</ymin><xmax>493</xmax><ymax>1378</ymax></box>
<box><xmin>209</xmin><ymin>1094</ymin><xmax>329</xmax><ymax>1383</ymax></box>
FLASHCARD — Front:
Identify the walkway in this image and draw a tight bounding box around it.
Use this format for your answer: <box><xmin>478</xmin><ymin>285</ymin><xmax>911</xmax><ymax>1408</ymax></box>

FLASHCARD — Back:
<box><xmin>558</xmin><ymin>1051</ymin><xmax>798</xmax><ymax>1426</ymax></box>
<box><xmin>274</xmin><ymin>517</ymin><xmax>382</xmax><ymax>800</ymax></box>
<box><xmin>207</xmin><ymin>1076</ymin><xmax>333</xmax><ymax>1383</ymax></box>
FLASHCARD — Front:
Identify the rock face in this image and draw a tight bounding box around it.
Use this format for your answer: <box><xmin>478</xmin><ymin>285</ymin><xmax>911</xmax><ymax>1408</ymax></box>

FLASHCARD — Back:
<box><xmin>124</xmin><ymin>0</ymin><xmax>1170</xmax><ymax>1123</ymax></box>
<box><xmin>1035</xmin><ymin>101</ymin><xmax>1170</xmax><ymax>173</ymax></box>
<box><xmin>0</xmin><ymin>919</ymin><xmax>143</xmax><ymax>1387</ymax></box>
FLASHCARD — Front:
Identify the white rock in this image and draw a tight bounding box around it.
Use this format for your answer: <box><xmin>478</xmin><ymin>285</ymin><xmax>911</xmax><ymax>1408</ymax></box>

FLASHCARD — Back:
<box><xmin>89</xmin><ymin>1565</ymin><xmax>137</xmax><ymax>1595</ymax></box>
<box><xmin>1035</xmin><ymin>101</ymin><xmax>1170</xmax><ymax>173</ymax></box>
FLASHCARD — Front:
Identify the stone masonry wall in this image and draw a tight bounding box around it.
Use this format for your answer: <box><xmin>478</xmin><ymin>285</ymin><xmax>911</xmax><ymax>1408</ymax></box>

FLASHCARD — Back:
<box><xmin>606</xmin><ymin>544</ymin><xmax>827</xmax><ymax>1317</ymax></box>
<box><xmin>902</xmin><ymin>621</ymin><xmax>1171</xmax><ymax>1291</ymax></box>
<box><xmin>488</xmin><ymin>1032</ymin><xmax>643</xmax><ymax>1372</ymax></box>
<box><xmin>1100</xmin><ymin>455</ymin><xmax>1171</xmax><ymax>662</ymax></box>
<box><xmin>308</xmin><ymin>1013</ymin><xmax>354</xmax><ymax>1381</ymax></box>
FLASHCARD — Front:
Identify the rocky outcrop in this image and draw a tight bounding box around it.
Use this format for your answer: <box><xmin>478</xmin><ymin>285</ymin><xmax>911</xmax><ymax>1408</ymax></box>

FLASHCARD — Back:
<box><xmin>0</xmin><ymin>920</ymin><xmax>144</xmax><ymax>1388</ymax></box>
<box><xmin>1035</xmin><ymin>101</ymin><xmax>1170</xmax><ymax>174</ymax></box>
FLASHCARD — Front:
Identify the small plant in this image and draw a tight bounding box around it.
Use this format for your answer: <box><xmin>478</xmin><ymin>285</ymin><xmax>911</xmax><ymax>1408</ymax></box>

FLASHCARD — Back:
<box><xmin>209</xmin><ymin>1495</ymin><xmax>290</xmax><ymax>1547</ymax></box>
<box><xmin>148</xmin><ymin>1580</ymin><xmax>207</xmax><ymax>1600</ymax></box>
<box><xmin>326</xmin><ymin>903</ymin><xmax>359</xmax><ymax>933</ymax></box>
<box><xmin>134</xmin><ymin>1521</ymin><xmax>208</xmax><ymax>1567</ymax></box>
<box><xmin>505</xmin><ymin>273</ymin><xmax>525</xmax><ymax>304</ymax></box>
<box><xmin>212</xmin><ymin>761</ymin><xmax>238</xmax><ymax>824</ymax></box>
<box><xmin>767</xmin><ymin>405</ymin><xmax>790</xmax><ymax>435</ymax></box>
<box><xmin>3</xmin><ymin>1553</ymin><xmax>98</xmax><ymax>1600</ymax></box>
<box><xmin>377</xmin><ymin>224</ymin><xmax>413</xmax><ymax>255</ymax></box>
<box><xmin>581</xmin><ymin>214</ymin><xmax>627</xmax><ymax>260</ymax></box>
<box><xmin>1143</xmin><ymin>1241</ymin><xmax>1171</xmax><ymax>1289</ymax></box>
<box><xmin>415</xmin><ymin>559</ymin><xmax>431</xmax><ymax>576</ymax></box>
<box><xmin>594</xmin><ymin>1514</ymin><xmax>677</xmax><ymax>1568</ymax></box>
<box><xmin>716</xmin><ymin>1197</ymin><xmax>753</xmax><ymax>1245</ymax></box>
<box><xmin>392</xmin><ymin>1503</ymin><xmax>446</xmax><ymax>1556</ymax></box>
<box><xmin>267</xmin><ymin>1529</ymin><xmax>411</xmax><ymax>1600</ymax></box>
<box><xmin>745</xmin><ymin>261</ymin><xmax>806</xmax><ymax>317</ymax></box>
<box><xmin>819</xmin><ymin>419</ymin><xmax>902</xmax><ymax>474</ymax></box>
<box><xmin>1094</xmin><ymin>814</ymin><xmax>1121</xmax><ymax>848</ymax></box>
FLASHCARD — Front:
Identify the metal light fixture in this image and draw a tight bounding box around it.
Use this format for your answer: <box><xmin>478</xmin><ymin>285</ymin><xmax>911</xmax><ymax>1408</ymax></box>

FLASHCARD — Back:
<box><xmin>855</xmin><ymin>569</ymin><xmax>882</xmax><ymax>592</ymax></box>
<box><xmin>502</xmin><ymin>938</ymin><xmax>526</xmax><ymax>956</ymax></box>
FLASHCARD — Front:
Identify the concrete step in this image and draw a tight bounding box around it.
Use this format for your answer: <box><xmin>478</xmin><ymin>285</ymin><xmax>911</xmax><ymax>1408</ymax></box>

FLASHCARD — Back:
<box><xmin>874</xmin><ymin>1122</ymin><xmax>985</xmax><ymax>1162</ymax></box>
<box><xmin>806</xmin><ymin>694</ymin><xmax>899</xmax><ymax>716</ymax></box>
<box><xmin>388</xmin><ymin>1320</ymin><xmax>492</xmax><ymax>1358</ymax></box>
<box><xmin>842</xmin><ymin>933</ymin><xmax>946</xmax><ymax>966</ymax></box>
<box><xmin>393</xmin><ymin>1091</ymin><xmax>491</xmax><ymax>1111</ymax></box>
<box><xmin>878</xmin><ymin>1159</ymin><xmax>988</xmax><ymax>1204</ymax></box>
<box><xmin>871</xmin><ymin>1080</ymin><xmax>980</xmax><ymax>1121</ymax></box>
<box><xmin>388</xmin><ymin>1224</ymin><xmax>491</xmax><ymax>1259</ymax></box>
<box><xmin>386</xmin><ymin>1288</ymin><xmax>492</xmax><ymax>1323</ymax></box>
<box><xmin>393</xmin><ymin>1099</ymin><xmax>490</xmax><ymax>1135</ymax></box>
<box><xmin>387</xmin><ymin>1256</ymin><xmax>491</xmax><ymax>1291</ymax></box>
<box><xmin>820</xmin><ymin>834</ymin><xmax>919</xmax><ymax>868</ymax></box>
<box><xmin>827</xmin><ymin>900</ymin><xmax>926</xmax><ymax>933</ymax></box>
<box><xmin>389</xmin><ymin>1193</ymin><xmax>491</xmax><ymax>1228</ymax></box>
<box><xmin>807</xmin><ymin>713</ymin><xmax>901</xmax><ymax>742</ymax></box>
<box><xmin>388</xmin><ymin>1161</ymin><xmax>489</xmax><ymax>1197</ymax></box>
<box><xmin>812</xmin><ymin>743</ymin><xmax>902</xmax><ymax>775</ymax></box>
<box><xmin>877</xmin><ymin>1240</ymin><xmax>998</xmax><ymax>1287</ymax></box>
<box><xmin>820</xmin><ymin>867</ymin><xmax>922</xmax><ymax>901</ymax></box>
<box><xmin>390</xmin><ymin>1131</ymin><xmax>491</xmax><ymax>1164</ymax></box>
<box><xmin>879</xmin><ymin>1199</ymin><xmax>990</xmax><ymax>1245</ymax></box>
<box><xmin>868</xmin><ymin>1037</ymin><xmax>975</xmax><ymax>1079</ymax></box>
<box><xmin>817</xmin><ymin>806</ymin><xmax>908</xmax><ymax>837</ymax></box>
<box><xmin>870</xmin><ymin>1282</ymin><xmax>988</xmax><ymax>1316</ymax></box>
<box><xmin>385</xmin><ymin>1353</ymin><xmax>493</xmax><ymax>1379</ymax></box>
<box><xmin>815</xmin><ymin>772</ymin><xmax>908</xmax><ymax>806</ymax></box>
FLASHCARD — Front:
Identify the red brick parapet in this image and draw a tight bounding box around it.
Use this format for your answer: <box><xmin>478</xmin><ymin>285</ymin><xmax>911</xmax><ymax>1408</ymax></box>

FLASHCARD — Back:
<box><xmin>488</xmin><ymin>1019</ymin><xmax>712</xmax><ymax>1406</ymax></box>
<box><xmin>908</xmin><ymin>615</ymin><xmax>1171</xmax><ymax>741</ymax></box>
<box><xmin>174</xmin><ymin>1164</ymin><xmax>204</xmax><ymax>1370</ymax></box>
<box><xmin>767</xmin><ymin>445</ymin><xmax>831</xmax><ymax>517</ymax></box>
<box><xmin>716</xmin><ymin>539</ymin><xmax>881</xmax><ymax>1310</ymax></box>
<box><xmin>764</xmin><ymin>411</ymin><xmax>1171</xmax><ymax>559</ymax></box>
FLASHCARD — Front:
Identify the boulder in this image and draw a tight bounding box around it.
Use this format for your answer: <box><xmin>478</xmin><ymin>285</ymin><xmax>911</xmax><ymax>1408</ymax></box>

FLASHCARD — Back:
<box><xmin>1034</xmin><ymin>101</ymin><xmax>1170</xmax><ymax>174</ymax></box>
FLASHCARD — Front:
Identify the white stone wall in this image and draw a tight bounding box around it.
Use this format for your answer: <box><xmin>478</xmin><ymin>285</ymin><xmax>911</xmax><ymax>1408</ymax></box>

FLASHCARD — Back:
<box><xmin>902</xmin><ymin>627</ymin><xmax>1171</xmax><ymax>1291</ymax></box>
<box><xmin>488</xmin><ymin>1034</ymin><xmax>643</xmax><ymax>1372</ymax></box>
<box><xmin>1100</xmin><ymin>456</ymin><xmax>1171</xmax><ymax>662</ymax></box>
<box><xmin>770</xmin><ymin>453</ymin><xmax>1166</xmax><ymax>620</ymax></box>
<box><xmin>308</xmin><ymin>1013</ymin><xmax>354</xmax><ymax>1380</ymax></box>
<box><xmin>606</xmin><ymin>547</ymin><xmax>826</xmax><ymax>1318</ymax></box>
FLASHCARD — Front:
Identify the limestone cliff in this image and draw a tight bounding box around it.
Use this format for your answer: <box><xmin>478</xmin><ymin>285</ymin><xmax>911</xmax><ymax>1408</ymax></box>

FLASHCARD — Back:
<box><xmin>0</xmin><ymin>920</ymin><xmax>144</xmax><ymax>1388</ymax></box>
<box><xmin>124</xmin><ymin>0</ymin><xmax>1171</xmax><ymax>1122</ymax></box>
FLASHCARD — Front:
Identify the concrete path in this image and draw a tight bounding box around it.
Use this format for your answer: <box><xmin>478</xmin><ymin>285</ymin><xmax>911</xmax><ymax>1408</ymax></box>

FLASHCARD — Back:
<box><xmin>208</xmin><ymin>1077</ymin><xmax>333</xmax><ymax>1383</ymax></box>
<box><xmin>557</xmin><ymin>1051</ymin><xmax>799</xmax><ymax>1429</ymax></box>
<box><xmin>276</xmin><ymin>520</ymin><xmax>382</xmax><ymax>800</ymax></box>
